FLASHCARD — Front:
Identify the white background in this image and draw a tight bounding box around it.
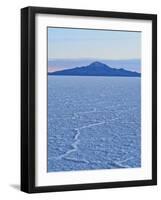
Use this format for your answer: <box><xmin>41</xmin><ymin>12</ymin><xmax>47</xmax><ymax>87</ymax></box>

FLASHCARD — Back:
<box><xmin>0</xmin><ymin>0</ymin><xmax>159</xmax><ymax>199</ymax></box>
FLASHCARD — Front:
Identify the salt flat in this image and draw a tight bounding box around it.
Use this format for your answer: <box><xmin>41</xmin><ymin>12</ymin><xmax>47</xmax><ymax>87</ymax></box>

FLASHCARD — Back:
<box><xmin>47</xmin><ymin>76</ymin><xmax>141</xmax><ymax>172</ymax></box>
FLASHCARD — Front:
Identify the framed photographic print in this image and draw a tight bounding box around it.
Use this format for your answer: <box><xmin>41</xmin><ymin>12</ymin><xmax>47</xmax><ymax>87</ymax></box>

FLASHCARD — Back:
<box><xmin>21</xmin><ymin>6</ymin><xmax>157</xmax><ymax>193</ymax></box>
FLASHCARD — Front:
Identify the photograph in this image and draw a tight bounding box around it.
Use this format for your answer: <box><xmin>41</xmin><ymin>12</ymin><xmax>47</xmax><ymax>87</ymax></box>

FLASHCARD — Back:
<box><xmin>21</xmin><ymin>6</ymin><xmax>157</xmax><ymax>193</ymax></box>
<box><xmin>47</xmin><ymin>27</ymin><xmax>141</xmax><ymax>172</ymax></box>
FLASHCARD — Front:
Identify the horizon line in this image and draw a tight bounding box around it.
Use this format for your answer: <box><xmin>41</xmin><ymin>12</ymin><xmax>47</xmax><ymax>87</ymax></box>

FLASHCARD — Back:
<box><xmin>48</xmin><ymin>61</ymin><xmax>141</xmax><ymax>74</ymax></box>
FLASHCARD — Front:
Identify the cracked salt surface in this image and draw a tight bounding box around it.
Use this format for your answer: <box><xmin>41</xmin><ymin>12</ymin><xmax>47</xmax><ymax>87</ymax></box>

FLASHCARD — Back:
<box><xmin>48</xmin><ymin>76</ymin><xmax>141</xmax><ymax>172</ymax></box>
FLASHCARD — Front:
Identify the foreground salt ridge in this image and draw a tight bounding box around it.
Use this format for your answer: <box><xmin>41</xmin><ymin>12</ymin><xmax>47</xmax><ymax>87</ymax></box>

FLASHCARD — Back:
<box><xmin>49</xmin><ymin>106</ymin><xmax>139</xmax><ymax>169</ymax></box>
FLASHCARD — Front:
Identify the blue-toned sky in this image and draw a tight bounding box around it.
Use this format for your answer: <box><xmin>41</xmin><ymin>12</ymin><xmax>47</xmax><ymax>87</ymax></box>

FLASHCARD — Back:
<box><xmin>48</xmin><ymin>27</ymin><xmax>141</xmax><ymax>72</ymax></box>
<box><xmin>48</xmin><ymin>27</ymin><xmax>141</xmax><ymax>60</ymax></box>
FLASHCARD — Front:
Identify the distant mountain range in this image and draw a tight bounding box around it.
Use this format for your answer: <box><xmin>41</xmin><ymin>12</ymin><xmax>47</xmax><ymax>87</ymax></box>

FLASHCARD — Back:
<box><xmin>48</xmin><ymin>61</ymin><xmax>141</xmax><ymax>77</ymax></box>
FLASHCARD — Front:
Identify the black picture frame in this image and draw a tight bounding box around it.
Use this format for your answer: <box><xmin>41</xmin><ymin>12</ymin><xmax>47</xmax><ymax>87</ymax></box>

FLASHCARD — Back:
<box><xmin>21</xmin><ymin>6</ymin><xmax>157</xmax><ymax>193</ymax></box>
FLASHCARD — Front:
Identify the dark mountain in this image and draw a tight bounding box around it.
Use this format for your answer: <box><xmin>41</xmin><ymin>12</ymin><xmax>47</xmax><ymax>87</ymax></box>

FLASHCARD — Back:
<box><xmin>48</xmin><ymin>61</ymin><xmax>141</xmax><ymax>77</ymax></box>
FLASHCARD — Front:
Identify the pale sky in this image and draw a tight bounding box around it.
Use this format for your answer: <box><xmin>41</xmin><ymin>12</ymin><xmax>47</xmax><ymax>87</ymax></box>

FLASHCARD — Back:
<box><xmin>48</xmin><ymin>27</ymin><xmax>141</xmax><ymax>60</ymax></box>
